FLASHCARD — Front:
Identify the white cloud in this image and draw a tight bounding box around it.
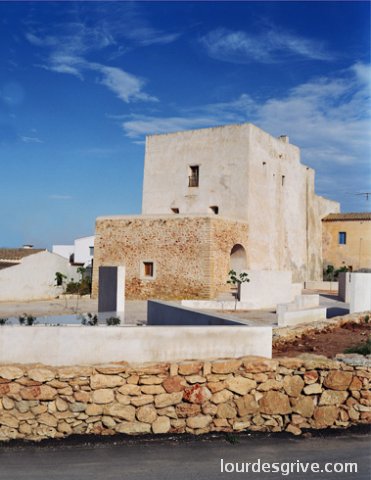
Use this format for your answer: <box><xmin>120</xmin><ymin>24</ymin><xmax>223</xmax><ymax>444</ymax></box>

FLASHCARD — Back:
<box><xmin>121</xmin><ymin>64</ymin><xmax>370</xmax><ymax>182</ymax></box>
<box><xmin>123</xmin><ymin>115</ymin><xmax>214</xmax><ymax>138</ymax></box>
<box><xmin>123</xmin><ymin>27</ymin><xmax>180</xmax><ymax>46</ymax></box>
<box><xmin>25</xmin><ymin>32</ymin><xmax>58</xmax><ymax>47</ymax></box>
<box><xmin>120</xmin><ymin>64</ymin><xmax>370</xmax><ymax>208</ymax></box>
<box><xmin>25</xmin><ymin>17</ymin><xmax>158</xmax><ymax>103</ymax></box>
<box><xmin>49</xmin><ymin>194</ymin><xmax>72</xmax><ymax>200</ymax></box>
<box><xmin>20</xmin><ymin>135</ymin><xmax>43</xmax><ymax>144</ymax></box>
<box><xmin>200</xmin><ymin>27</ymin><xmax>333</xmax><ymax>64</ymax></box>
<box><xmin>91</xmin><ymin>64</ymin><xmax>158</xmax><ymax>103</ymax></box>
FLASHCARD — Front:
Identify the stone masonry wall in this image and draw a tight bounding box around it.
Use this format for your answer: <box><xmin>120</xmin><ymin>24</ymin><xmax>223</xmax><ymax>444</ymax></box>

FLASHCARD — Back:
<box><xmin>92</xmin><ymin>215</ymin><xmax>248</xmax><ymax>300</ymax></box>
<box><xmin>0</xmin><ymin>355</ymin><xmax>369</xmax><ymax>441</ymax></box>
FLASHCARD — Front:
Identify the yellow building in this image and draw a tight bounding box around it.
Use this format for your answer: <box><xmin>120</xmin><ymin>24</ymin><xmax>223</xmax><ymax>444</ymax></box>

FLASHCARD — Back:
<box><xmin>322</xmin><ymin>212</ymin><xmax>371</xmax><ymax>271</ymax></box>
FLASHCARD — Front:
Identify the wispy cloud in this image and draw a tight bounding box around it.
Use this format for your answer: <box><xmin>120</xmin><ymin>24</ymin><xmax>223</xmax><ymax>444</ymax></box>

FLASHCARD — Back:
<box><xmin>90</xmin><ymin>64</ymin><xmax>158</xmax><ymax>103</ymax></box>
<box><xmin>123</xmin><ymin>115</ymin><xmax>213</xmax><ymax>138</ymax></box>
<box><xmin>24</xmin><ymin>7</ymin><xmax>166</xmax><ymax>103</ymax></box>
<box><xmin>20</xmin><ymin>135</ymin><xmax>43</xmax><ymax>143</ymax></box>
<box><xmin>49</xmin><ymin>194</ymin><xmax>72</xmax><ymax>200</ymax></box>
<box><xmin>200</xmin><ymin>27</ymin><xmax>333</xmax><ymax>64</ymax></box>
<box><xmin>121</xmin><ymin>63</ymin><xmax>370</xmax><ymax>203</ymax></box>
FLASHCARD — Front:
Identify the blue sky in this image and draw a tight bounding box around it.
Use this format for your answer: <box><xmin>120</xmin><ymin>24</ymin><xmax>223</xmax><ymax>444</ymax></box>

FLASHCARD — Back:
<box><xmin>1</xmin><ymin>1</ymin><xmax>370</xmax><ymax>248</ymax></box>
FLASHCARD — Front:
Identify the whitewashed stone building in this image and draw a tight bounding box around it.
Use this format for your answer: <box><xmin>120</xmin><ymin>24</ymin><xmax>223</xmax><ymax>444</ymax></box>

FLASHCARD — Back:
<box><xmin>92</xmin><ymin>123</ymin><xmax>339</xmax><ymax>299</ymax></box>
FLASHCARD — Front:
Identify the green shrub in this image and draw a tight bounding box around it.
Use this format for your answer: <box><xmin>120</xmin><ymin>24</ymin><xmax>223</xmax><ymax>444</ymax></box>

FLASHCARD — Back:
<box><xmin>105</xmin><ymin>316</ymin><xmax>121</xmax><ymax>326</ymax></box>
<box><xmin>80</xmin><ymin>313</ymin><xmax>98</xmax><ymax>326</ymax></box>
<box><xmin>18</xmin><ymin>314</ymin><xmax>36</xmax><ymax>326</ymax></box>
<box><xmin>323</xmin><ymin>264</ymin><xmax>351</xmax><ymax>281</ymax></box>
<box><xmin>344</xmin><ymin>337</ymin><xmax>371</xmax><ymax>356</ymax></box>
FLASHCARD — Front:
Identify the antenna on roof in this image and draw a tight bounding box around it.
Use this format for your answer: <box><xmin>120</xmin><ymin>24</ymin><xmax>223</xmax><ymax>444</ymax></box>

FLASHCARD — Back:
<box><xmin>354</xmin><ymin>192</ymin><xmax>371</xmax><ymax>201</ymax></box>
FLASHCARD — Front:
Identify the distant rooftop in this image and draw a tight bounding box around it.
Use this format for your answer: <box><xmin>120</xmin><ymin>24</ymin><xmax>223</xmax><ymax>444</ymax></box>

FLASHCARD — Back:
<box><xmin>0</xmin><ymin>248</ymin><xmax>46</xmax><ymax>262</ymax></box>
<box><xmin>322</xmin><ymin>212</ymin><xmax>371</xmax><ymax>222</ymax></box>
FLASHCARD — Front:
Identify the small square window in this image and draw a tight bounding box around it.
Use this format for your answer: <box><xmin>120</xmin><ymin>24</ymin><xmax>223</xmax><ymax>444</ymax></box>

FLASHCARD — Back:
<box><xmin>171</xmin><ymin>208</ymin><xmax>179</xmax><ymax>214</ymax></box>
<box><xmin>188</xmin><ymin>165</ymin><xmax>199</xmax><ymax>187</ymax></box>
<box><xmin>143</xmin><ymin>261</ymin><xmax>154</xmax><ymax>277</ymax></box>
<box><xmin>339</xmin><ymin>232</ymin><xmax>347</xmax><ymax>245</ymax></box>
<box><xmin>209</xmin><ymin>206</ymin><xmax>219</xmax><ymax>214</ymax></box>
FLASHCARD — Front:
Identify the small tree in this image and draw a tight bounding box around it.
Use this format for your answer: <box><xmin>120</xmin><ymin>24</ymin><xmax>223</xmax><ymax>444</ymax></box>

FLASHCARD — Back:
<box><xmin>227</xmin><ymin>269</ymin><xmax>250</xmax><ymax>309</ymax></box>
<box><xmin>55</xmin><ymin>271</ymin><xmax>67</xmax><ymax>287</ymax></box>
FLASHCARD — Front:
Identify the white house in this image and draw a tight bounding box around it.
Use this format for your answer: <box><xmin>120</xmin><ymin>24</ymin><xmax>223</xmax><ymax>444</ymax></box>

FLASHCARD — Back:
<box><xmin>0</xmin><ymin>249</ymin><xmax>78</xmax><ymax>301</ymax></box>
<box><xmin>53</xmin><ymin>235</ymin><xmax>95</xmax><ymax>267</ymax></box>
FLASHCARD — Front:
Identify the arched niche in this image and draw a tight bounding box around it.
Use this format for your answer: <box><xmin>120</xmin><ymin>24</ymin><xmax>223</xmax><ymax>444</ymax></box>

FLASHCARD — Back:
<box><xmin>230</xmin><ymin>244</ymin><xmax>247</xmax><ymax>273</ymax></box>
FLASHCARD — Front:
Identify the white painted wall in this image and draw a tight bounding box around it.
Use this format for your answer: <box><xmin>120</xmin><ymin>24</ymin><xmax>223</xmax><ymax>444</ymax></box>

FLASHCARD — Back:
<box><xmin>0</xmin><ymin>325</ymin><xmax>272</xmax><ymax>365</ymax></box>
<box><xmin>0</xmin><ymin>251</ymin><xmax>78</xmax><ymax>302</ymax></box>
<box><xmin>349</xmin><ymin>272</ymin><xmax>371</xmax><ymax>313</ymax></box>
<box><xmin>141</xmin><ymin>123</ymin><xmax>339</xmax><ymax>282</ymax></box>
<box><xmin>52</xmin><ymin>244</ymin><xmax>74</xmax><ymax>260</ymax></box>
<box><xmin>277</xmin><ymin>308</ymin><xmax>327</xmax><ymax>327</ymax></box>
<box><xmin>239</xmin><ymin>270</ymin><xmax>294</xmax><ymax>309</ymax></box>
<box><xmin>74</xmin><ymin>235</ymin><xmax>95</xmax><ymax>265</ymax></box>
<box><xmin>304</xmin><ymin>281</ymin><xmax>338</xmax><ymax>292</ymax></box>
<box><xmin>52</xmin><ymin>236</ymin><xmax>95</xmax><ymax>266</ymax></box>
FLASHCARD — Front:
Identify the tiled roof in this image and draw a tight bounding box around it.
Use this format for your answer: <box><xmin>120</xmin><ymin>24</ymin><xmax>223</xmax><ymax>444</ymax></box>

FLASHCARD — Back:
<box><xmin>322</xmin><ymin>212</ymin><xmax>371</xmax><ymax>222</ymax></box>
<box><xmin>0</xmin><ymin>248</ymin><xmax>45</xmax><ymax>262</ymax></box>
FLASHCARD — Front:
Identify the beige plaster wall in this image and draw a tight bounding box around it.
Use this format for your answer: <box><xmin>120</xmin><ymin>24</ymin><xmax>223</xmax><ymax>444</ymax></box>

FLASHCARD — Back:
<box><xmin>306</xmin><ymin>173</ymin><xmax>341</xmax><ymax>281</ymax></box>
<box><xmin>322</xmin><ymin>220</ymin><xmax>371</xmax><ymax>270</ymax></box>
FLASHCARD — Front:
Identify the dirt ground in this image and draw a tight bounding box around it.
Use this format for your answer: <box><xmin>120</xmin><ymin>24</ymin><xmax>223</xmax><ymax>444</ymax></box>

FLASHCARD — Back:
<box><xmin>273</xmin><ymin>320</ymin><xmax>371</xmax><ymax>358</ymax></box>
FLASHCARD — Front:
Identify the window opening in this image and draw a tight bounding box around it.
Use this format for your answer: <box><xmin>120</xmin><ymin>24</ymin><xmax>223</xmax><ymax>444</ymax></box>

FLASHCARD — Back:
<box><xmin>188</xmin><ymin>165</ymin><xmax>199</xmax><ymax>187</ymax></box>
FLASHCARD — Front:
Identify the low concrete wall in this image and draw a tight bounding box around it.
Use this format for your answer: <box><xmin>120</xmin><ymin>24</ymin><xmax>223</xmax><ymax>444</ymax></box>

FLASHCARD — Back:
<box><xmin>305</xmin><ymin>281</ymin><xmax>338</xmax><ymax>293</ymax></box>
<box><xmin>295</xmin><ymin>294</ymin><xmax>320</xmax><ymax>309</ymax></box>
<box><xmin>291</xmin><ymin>283</ymin><xmax>303</xmax><ymax>297</ymax></box>
<box><xmin>239</xmin><ymin>271</ymin><xmax>294</xmax><ymax>309</ymax></box>
<box><xmin>277</xmin><ymin>307</ymin><xmax>327</xmax><ymax>327</ymax></box>
<box><xmin>277</xmin><ymin>295</ymin><xmax>320</xmax><ymax>313</ymax></box>
<box><xmin>0</xmin><ymin>324</ymin><xmax>272</xmax><ymax>366</ymax></box>
<box><xmin>350</xmin><ymin>273</ymin><xmax>371</xmax><ymax>313</ymax></box>
<box><xmin>0</xmin><ymin>355</ymin><xmax>369</xmax><ymax>441</ymax></box>
<box><xmin>148</xmin><ymin>300</ymin><xmax>246</xmax><ymax>325</ymax></box>
<box><xmin>181</xmin><ymin>300</ymin><xmax>252</xmax><ymax>311</ymax></box>
<box><xmin>338</xmin><ymin>272</ymin><xmax>351</xmax><ymax>302</ymax></box>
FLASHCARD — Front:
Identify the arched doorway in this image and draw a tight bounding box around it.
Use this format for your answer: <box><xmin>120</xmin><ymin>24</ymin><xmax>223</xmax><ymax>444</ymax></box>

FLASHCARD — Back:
<box><xmin>230</xmin><ymin>244</ymin><xmax>247</xmax><ymax>273</ymax></box>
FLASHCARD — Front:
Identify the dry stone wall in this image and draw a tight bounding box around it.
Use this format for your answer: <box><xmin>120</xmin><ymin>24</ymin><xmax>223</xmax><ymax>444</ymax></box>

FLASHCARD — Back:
<box><xmin>0</xmin><ymin>355</ymin><xmax>369</xmax><ymax>441</ymax></box>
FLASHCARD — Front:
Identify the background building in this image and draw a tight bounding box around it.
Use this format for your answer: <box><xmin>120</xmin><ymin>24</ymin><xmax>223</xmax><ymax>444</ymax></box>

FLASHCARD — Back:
<box><xmin>53</xmin><ymin>235</ymin><xmax>95</xmax><ymax>267</ymax></box>
<box><xmin>0</xmin><ymin>248</ymin><xmax>77</xmax><ymax>301</ymax></box>
<box><xmin>322</xmin><ymin>212</ymin><xmax>371</xmax><ymax>271</ymax></box>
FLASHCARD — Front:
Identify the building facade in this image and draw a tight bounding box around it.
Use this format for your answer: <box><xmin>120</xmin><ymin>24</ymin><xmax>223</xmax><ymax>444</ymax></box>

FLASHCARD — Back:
<box><xmin>322</xmin><ymin>212</ymin><xmax>371</xmax><ymax>271</ymax></box>
<box><xmin>93</xmin><ymin>123</ymin><xmax>339</xmax><ymax>300</ymax></box>
<box><xmin>53</xmin><ymin>235</ymin><xmax>95</xmax><ymax>266</ymax></box>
